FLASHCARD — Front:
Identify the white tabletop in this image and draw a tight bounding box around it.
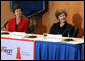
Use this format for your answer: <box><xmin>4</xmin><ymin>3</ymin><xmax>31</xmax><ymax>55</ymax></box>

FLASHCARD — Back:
<box><xmin>1</xmin><ymin>31</ymin><xmax>84</xmax><ymax>44</ymax></box>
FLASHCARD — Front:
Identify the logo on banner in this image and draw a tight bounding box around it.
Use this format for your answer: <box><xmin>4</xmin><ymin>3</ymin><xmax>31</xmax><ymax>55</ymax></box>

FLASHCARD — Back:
<box><xmin>1</xmin><ymin>46</ymin><xmax>12</xmax><ymax>55</ymax></box>
<box><xmin>1</xmin><ymin>47</ymin><xmax>3</xmax><ymax>52</ymax></box>
<box><xmin>16</xmin><ymin>47</ymin><xmax>21</xmax><ymax>60</ymax></box>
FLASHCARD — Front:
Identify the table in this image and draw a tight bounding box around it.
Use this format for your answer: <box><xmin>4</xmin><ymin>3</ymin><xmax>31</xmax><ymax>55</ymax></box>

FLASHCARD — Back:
<box><xmin>1</xmin><ymin>31</ymin><xmax>84</xmax><ymax>60</ymax></box>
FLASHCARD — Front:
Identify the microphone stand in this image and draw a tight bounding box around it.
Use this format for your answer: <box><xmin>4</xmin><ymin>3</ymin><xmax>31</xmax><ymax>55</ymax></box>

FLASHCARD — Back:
<box><xmin>64</xmin><ymin>32</ymin><xmax>73</xmax><ymax>41</ymax></box>
<box><xmin>26</xmin><ymin>17</ymin><xmax>37</xmax><ymax>38</ymax></box>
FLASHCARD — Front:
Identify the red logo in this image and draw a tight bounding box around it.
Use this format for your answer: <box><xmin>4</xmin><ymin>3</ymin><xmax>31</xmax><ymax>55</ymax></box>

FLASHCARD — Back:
<box><xmin>16</xmin><ymin>47</ymin><xmax>21</xmax><ymax>60</ymax></box>
<box><xmin>1</xmin><ymin>47</ymin><xmax>3</xmax><ymax>52</ymax></box>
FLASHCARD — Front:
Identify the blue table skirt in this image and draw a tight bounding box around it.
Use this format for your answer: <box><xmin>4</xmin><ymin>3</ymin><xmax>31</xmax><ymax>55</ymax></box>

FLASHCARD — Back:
<box><xmin>35</xmin><ymin>41</ymin><xmax>84</xmax><ymax>60</ymax></box>
<box><xmin>81</xmin><ymin>44</ymin><xmax>84</xmax><ymax>60</ymax></box>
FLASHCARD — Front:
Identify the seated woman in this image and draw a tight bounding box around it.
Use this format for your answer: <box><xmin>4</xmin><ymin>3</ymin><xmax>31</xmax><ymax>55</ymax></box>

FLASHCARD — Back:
<box><xmin>8</xmin><ymin>4</ymin><xmax>29</xmax><ymax>33</ymax></box>
<box><xmin>49</xmin><ymin>9</ymin><xmax>76</xmax><ymax>37</ymax></box>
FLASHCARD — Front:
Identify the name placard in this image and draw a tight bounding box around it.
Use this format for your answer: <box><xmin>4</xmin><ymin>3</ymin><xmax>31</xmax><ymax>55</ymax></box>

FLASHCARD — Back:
<box><xmin>47</xmin><ymin>34</ymin><xmax>62</xmax><ymax>42</ymax></box>
<box><xmin>12</xmin><ymin>32</ymin><xmax>27</xmax><ymax>39</ymax></box>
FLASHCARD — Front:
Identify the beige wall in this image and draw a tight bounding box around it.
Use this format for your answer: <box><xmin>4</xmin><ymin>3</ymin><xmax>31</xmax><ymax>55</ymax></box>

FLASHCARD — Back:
<box><xmin>1</xmin><ymin>1</ymin><xmax>84</xmax><ymax>37</ymax></box>
<box><xmin>1</xmin><ymin>1</ymin><xmax>15</xmax><ymax>31</ymax></box>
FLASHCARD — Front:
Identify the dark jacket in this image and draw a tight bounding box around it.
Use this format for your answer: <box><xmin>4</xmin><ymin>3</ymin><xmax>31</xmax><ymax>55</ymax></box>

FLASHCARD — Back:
<box><xmin>49</xmin><ymin>21</ymin><xmax>74</xmax><ymax>37</ymax></box>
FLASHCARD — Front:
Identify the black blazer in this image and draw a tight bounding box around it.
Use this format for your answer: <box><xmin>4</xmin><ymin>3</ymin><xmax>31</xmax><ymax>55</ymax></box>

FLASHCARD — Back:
<box><xmin>49</xmin><ymin>21</ymin><xmax>74</xmax><ymax>37</ymax></box>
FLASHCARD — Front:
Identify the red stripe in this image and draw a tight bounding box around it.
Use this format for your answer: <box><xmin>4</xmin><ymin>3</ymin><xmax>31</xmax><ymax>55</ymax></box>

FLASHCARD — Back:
<box><xmin>1</xmin><ymin>37</ymin><xmax>34</xmax><ymax>42</ymax></box>
<box><xmin>33</xmin><ymin>41</ymin><xmax>35</xmax><ymax>60</ymax></box>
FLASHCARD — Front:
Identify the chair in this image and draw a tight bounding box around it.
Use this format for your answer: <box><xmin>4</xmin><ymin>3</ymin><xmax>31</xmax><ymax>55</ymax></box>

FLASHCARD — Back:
<box><xmin>72</xmin><ymin>26</ymin><xmax>79</xmax><ymax>37</ymax></box>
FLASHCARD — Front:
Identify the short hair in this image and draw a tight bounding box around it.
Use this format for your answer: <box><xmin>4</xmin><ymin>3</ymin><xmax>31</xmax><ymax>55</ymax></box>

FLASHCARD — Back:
<box><xmin>13</xmin><ymin>4</ymin><xmax>22</xmax><ymax>13</ymax></box>
<box><xmin>55</xmin><ymin>9</ymin><xmax>67</xmax><ymax>19</ymax></box>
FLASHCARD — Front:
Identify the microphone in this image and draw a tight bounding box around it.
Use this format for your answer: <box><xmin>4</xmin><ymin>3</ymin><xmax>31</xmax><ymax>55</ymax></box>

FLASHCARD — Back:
<box><xmin>1</xmin><ymin>21</ymin><xmax>8</xmax><ymax>29</ymax></box>
<box><xmin>63</xmin><ymin>28</ymin><xmax>74</xmax><ymax>41</ymax></box>
<box><xmin>72</xmin><ymin>27</ymin><xmax>78</xmax><ymax>37</ymax></box>
<box><xmin>62</xmin><ymin>28</ymin><xmax>70</xmax><ymax>36</ymax></box>
<box><xmin>25</xmin><ymin>17</ymin><xmax>37</xmax><ymax>38</ymax></box>
<box><xmin>1</xmin><ymin>21</ymin><xmax>9</xmax><ymax>35</ymax></box>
